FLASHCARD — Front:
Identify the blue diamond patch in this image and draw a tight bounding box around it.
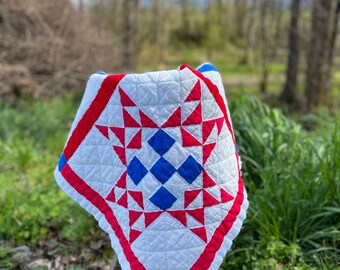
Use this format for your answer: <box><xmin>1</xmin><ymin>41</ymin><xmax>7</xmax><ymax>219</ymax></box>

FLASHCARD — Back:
<box><xmin>127</xmin><ymin>157</ymin><xmax>148</xmax><ymax>185</ymax></box>
<box><xmin>150</xmin><ymin>186</ymin><xmax>177</xmax><ymax>210</ymax></box>
<box><xmin>150</xmin><ymin>157</ymin><xmax>176</xmax><ymax>184</ymax></box>
<box><xmin>177</xmin><ymin>155</ymin><xmax>203</xmax><ymax>184</ymax></box>
<box><xmin>148</xmin><ymin>129</ymin><xmax>175</xmax><ymax>156</ymax></box>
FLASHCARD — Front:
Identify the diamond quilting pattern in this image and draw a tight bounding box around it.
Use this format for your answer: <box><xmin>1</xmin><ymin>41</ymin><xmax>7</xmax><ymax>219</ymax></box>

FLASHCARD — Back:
<box><xmin>56</xmin><ymin>66</ymin><xmax>247</xmax><ymax>270</ymax></box>
<box><xmin>75</xmin><ymin>75</ymin><xmax>237</xmax><ymax>235</ymax></box>
<box><xmin>65</xmin><ymin>75</ymin><xmax>237</xmax><ymax>241</ymax></box>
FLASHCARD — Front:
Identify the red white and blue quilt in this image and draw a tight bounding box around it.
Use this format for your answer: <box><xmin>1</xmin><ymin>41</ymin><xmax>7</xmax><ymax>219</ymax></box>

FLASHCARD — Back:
<box><xmin>55</xmin><ymin>64</ymin><xmax>248</xmax><ymax>270</ymax></box>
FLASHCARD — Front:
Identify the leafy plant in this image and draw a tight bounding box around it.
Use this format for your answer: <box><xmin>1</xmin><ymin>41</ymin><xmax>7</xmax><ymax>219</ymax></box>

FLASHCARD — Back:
<box><xmin>225</xmin><ymin>95</ymin><xmax>340</xmax><ymax>269</ymax></box>
<box><xmin>0</xmin><ymin>94</ymin><xmax>338</xmax><ymax>269</ymax></box>
<box><xmin>0</xmin><ymin>246</ymin><xmax>13</xmax><ymax>269</ymax></box>
<box><xmin>0</xmin><ymin>95</ymin><xmax>101</xmax><ymax>245</ymax></box>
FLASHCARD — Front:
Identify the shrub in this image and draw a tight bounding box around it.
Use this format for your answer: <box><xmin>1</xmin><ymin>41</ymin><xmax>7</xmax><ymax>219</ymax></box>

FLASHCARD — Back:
<box><xmin>223</xmin><ymin>95</ymin><xmax>340</xmax><ymax>269</ymax></box>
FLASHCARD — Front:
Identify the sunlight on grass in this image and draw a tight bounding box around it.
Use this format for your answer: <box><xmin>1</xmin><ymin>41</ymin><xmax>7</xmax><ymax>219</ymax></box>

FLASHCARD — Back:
<box><xmin>0</xmin><ymin>93</ymin><xmax>338</xmax><ymax>269</ymax></box>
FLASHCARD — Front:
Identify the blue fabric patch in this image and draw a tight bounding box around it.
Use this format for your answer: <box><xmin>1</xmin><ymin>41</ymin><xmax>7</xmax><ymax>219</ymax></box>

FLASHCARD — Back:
<box><xmin>58</xmin><ymin>153</ymin><xmax>67</xmax><ymax>171</ymax></box>
<box><xmin>127</xmin><ymin>157</ymin><xmax>148</xmax><ymax>185</ymax></box>
<box><xmin>96</xmin><ymin>71</ymin><xmax>106</xmax><ymax>75</ymax></box>
<box><xmin>177</xmin><ymin>155</ymin><xmax>203</xmax><ymax>184</ymax></box>
<box><xmin>150</xmin><ymin>186</ymin><xmax>177</xmax><ymax>210</ymax></box>
<box><xmin>150</xmin><ymin>157</ymin><xmax>176</xmax><ymax>184</ymax></box>
<box><xmin>148</xmin><ymin>129</ymin><xmax>175</xmax><ymax>156</ymax></box>
<box><xmin>197</xmin><ymin>64</ymin><xmax>218</xmax><ymax>73</ymax></box>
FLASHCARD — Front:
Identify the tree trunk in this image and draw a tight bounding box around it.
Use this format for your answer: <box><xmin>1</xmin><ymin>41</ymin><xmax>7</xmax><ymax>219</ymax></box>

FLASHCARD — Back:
<box><xmin>259</xmin><ymin>0</ymin><xmax>270</xmax><ymax>93</ymax></box>
<box><xmin>160</xmin><ymin>0</ymin><xmax>170</xmax><ymax>64</ymax></box>
<box><xmin>219</xmin><ymin>0</ymin><xmax>229</xmax><ymax>44</ymax></box>
<box><xmin>305</xmin><ymin>0</ymin><xmax>340</xmax><ymax>110</ymax></box>
<box><xmin>78</xmin><ymin>0</ymin><xmax>84</xmax><ymax>13</ymax></box>
<box><xmin>242</xmin><ymin>0</ymin><xmax>259</xmax><ymax>65</ymax></box>
<box><xmin>151</xmin><ymin>0</ymin><xmax>160</xmax><ymax>45</ymax></box>
<box><xmin>122</xmin><ymin>0</ymin><xmax>139</xmax><ymax>71</ymax></box>
<box><xmin>272</xmin><ymin>0</ymin><xmax>284</xmax><ymax>58</ymax></box>
<box><xmin>205</xmin><ymin>0</ymin><xmax>212</xmax><ymax>59</ymax></box>
<box><xmin>216</xmin><ymin>0</ymin><xmax>229</xmax><ymax>45</ymax></box>
<box><xmin>151</xmin><ymin>0</ymin><xmax>161</xmax><ymax>64</ymax></box>
<box><xmin>234</xmin><ymin>0</ymin><xmax>247</xmax><ymax>39</ymax></box>
<box><xmin>259</xmin><ymin>0</ymin><xmax>285</xmax><ymax>93</ymax></box>
<box><xmin>281</xmin><ymin>0</ymin><xmax>301</xmax><ymax>105</ymax></box>
<box><xmin>181</xmin><ymin>0</ymin><xmax>190</xmax><ymax>36</ymax></box>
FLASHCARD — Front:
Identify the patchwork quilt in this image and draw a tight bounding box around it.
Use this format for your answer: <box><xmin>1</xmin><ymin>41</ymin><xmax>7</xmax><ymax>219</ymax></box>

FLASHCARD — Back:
<box><xmin>54</xmin><ymin>64</ymin><xmax>248</xmax><ymax>270</ymax></box>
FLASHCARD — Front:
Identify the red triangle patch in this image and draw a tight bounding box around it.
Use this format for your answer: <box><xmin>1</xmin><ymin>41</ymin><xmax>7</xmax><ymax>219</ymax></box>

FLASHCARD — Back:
<box><xmin>203</xmin><ymin>142</ymin><xmax>216</xmax><ymax>164</ymax></box>
<box><xmin>215</xmin><ymin>117</ymin><xmax>224</xmax><ymax>135</ymax></box>
<box><xmin>128</xmin><ymin>190</ymin><xmax>144</xmax><ymax>210</ymax></box>
<box><xmin>113</xmin><ymin>145</ymin><xmax>126</xmax><ymax>165</ymax></box>
<box><xmin>110</xmin><ymin>127</ymin><xmax>125</xmax><ymax>146</ymax></box>
<box><xmin>181</xmin><ymin>127</ymin><xmax>201</xmax><ymax>147</ymax></box>
<box><xmin>129</xmin><ymin>210</ymin><xmax>143</xmax><ymax>227</ymax></box>
<box><xmin>184</xmin><ymin>189</ymin><xmax>201</xmax><ymax>208</ymax></box>
<box><xmin>182</xmin><ymin>102</ymin><xmax>202</xmax><ymax>125</ymax></box>
<box><xmin>129</xmin><ymin>229</ymin><xmax>142</xmax><ymax>243</ymax></box>
<box><xmin>139</xmin><ymin>110</ymin><xmax>159</xmax><ymax>128</ymax></box>
<box><xmin>105</xmin><ymin>187</ymin><xmax>115</xmax><ymax>202</ymax></box>
<box><xmin>185</xmin><ymin>80</ymin><xmax>201</xmax><ymax>101</ymax></box>
<box><xmin>127</xmin><ymin>129</ymin><xmax>142</xmax><ymax>149</ymax></box>
<box><xmin>203</xmin><ymin>190</ymin><xmax>220</xmax><ymax>207</ymax></box>
<box><xmin>168</xmin><ymin>210</ymin><xmax>187</xmax><ymax>227</ymax></box>
<box><xmin>123</xmin><ymin>108</ymin><xmax>140</xmax><ymax>127</ymax></box>
<box><xmin>117</xmin><ymin>190</ymin><xmax>128</xmax><ymax>208</ymax></box>
<box><xmin>162</xmin><ymin>107</ymin><xmax>181</xmax><ymax>128</ymax></box>
<box><xmin>115</xmin><ymin>171</ymin><xmax>127</xmax><ymax>189</ymax></box>
<box><xmin>144</xmin><ymin>212</ymin><xmax>162</xmax><ymax>228</ymax></box>
<box><xmin>203</xmin><ymin>170</ymin><xmax>216</xmax><ymax>188</ymax></box>
<box><xmin>119</xmin><ymin>87</ymin><xmax>136</xmax><ymax>106</ymax></box>
<box><xmin>95</xmin><ymin>125</ymin><xmax>109</xmax><ymax>139</ymax></box>
<box><xmin>202</xmin><ymin>120</ymin><xmax>216</xmax><ymax>143</ymax></box>
<box><xmin>190</xmin><ymin>227</ymin><xmax>207</xmax><ymax>242</ymax></box>
<box><xmin>221</xmin><ymin>188</ymin><xmax>234</xmax><ymax>203</ymax></box>
<box><xmin>186</xmin><ymin>208</ymin><xmax>204</xmax><ymax>225</ymax></box>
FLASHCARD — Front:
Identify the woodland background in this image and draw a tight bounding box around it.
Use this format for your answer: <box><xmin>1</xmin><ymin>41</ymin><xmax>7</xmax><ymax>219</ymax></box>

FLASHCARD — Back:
<box><xmin>0</xmin><ymin>0</ymin><xmax>339</xmax><ymax>269</ymax></box>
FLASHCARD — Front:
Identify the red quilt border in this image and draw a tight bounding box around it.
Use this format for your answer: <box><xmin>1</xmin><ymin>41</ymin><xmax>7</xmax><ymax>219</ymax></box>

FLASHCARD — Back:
<box><xmin>59</xmin><ymin>67</ymin><xmax>245</xmax><ymax>270</ymax></box>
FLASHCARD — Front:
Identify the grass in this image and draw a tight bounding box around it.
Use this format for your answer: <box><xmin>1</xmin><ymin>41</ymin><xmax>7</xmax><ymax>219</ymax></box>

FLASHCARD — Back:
<box><xmin>0</xmin><ymin>96</ymin><xmax>107</xmax><ymax>247</ymax></box>
<box><xmin>1</xmin><ymin>47</ymin><xmax>339</xmax><ymax>268</ymax></box>
<box><xmin>224</xmin><ymin>95</ymin><xmax>340</xmax><ymax>269</ymax></box>
<box><xmin>0</xmin><ymin>91</ymin><xmax>339</xmax><ymax>269</ymax></box>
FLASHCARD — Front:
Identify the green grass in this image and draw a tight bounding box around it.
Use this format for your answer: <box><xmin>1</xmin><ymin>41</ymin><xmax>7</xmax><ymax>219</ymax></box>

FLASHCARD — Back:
<box><xmin>223</xmin><ymin>95</ymin><xmax>340</xmax><ymax>269</ymax></box>
<box><xmin>0</xmin><ymin>96</ymin><xmax>107</xmax><ymax>247</ymax></box>
<box><xmin>0</xmin><ymin>91</ymin><xmax>339</xmax><ymax>268</ymax></box>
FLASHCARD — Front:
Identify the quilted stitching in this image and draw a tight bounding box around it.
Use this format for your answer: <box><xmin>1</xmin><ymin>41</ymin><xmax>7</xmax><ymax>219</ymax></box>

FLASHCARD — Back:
<box><xmin>55</xmin><ymin>64</ymin><xmax>248</xmax><ymax>270</ymax></box>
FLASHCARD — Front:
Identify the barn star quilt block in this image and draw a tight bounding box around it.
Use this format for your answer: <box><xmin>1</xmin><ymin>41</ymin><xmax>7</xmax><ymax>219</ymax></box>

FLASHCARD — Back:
<box><xmin>54</xmin><ymin>64</ymin><xmax>248</xmax><ymax>270</ymax></box>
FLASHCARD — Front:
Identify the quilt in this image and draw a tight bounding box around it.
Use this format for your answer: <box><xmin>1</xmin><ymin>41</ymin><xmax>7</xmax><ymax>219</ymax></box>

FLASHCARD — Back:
<box><xmin>54</xmin><ymin>63</ymin><xmax>248</xmax><ymax>270</ymax></box>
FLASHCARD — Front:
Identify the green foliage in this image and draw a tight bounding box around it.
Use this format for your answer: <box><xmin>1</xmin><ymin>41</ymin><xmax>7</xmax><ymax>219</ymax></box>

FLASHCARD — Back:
<box><xmin>0</xmin><ymin>94</ymin><xmax>338</xmax><ymax>268</ymax></box>
<box><xmin>0</xmin><ymin>96</ymin><xmax>102</xmax><ymax>245</ymax></box>
<box><xmin>0</xmin><ymin>96</ymin><xmax>77</xmax><ymax>151</ymax></box>
<box><xmin>0</xmin><ymin>246</ymin><xmax>13</xmax><ymax>269</ymax></box>
<box><xmin>223</xmin><ymin>95</ymin><xmax>340</xmax><ymax>269</ymax></box>
<box><xmin>223</xmin><ymin>237</ymin><xmax>314</xmax><ymax>270</ymax></box>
